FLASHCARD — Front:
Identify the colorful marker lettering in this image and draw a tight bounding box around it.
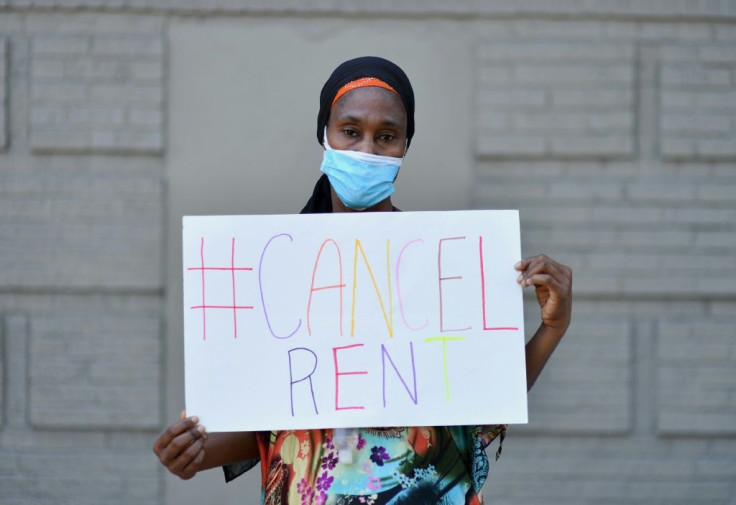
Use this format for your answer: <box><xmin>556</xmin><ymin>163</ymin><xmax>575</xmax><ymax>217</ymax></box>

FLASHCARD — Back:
<box><xmin>396</xmin><ymin>239</ymin><xmax>429</xmax><ymax>332</ymax></box>
<box><xmin>288</xmin><ymin>347</ymin><xmax>319</xmax><ymax>416</ymax></box>
<box><xmin>259</xmin><ymin>233</ymin><xmax>302</xmax><ymax>339</ymax></box>
<box><xmin>307</xmin><ymin>239</ymin><xmax>345</xmax><ymax>336</ymax></box>
<box><xmin>351</xmin><ymin>239</ymin><xmax>394</xmax><ymax>338</ymax></box>
<box><xmin>424</xmin><ymin>336</ymin><xmax>465</xmax><ymax>402</ymax></box>
<box><xmin>479</xmin><ymin>236</ymin><xmax>520</xmax><ymax>331</ymax></box>
<box><xmin>437</xmin><ymin>237</ymin><xmax>471</xmax><ymax>333</ymax></box>
<box><xmin>381</xmin><ymin>342</ymin><xmax>418</xmax><ymax>407</ymax></box>
<box><xmin>333</xmin><ymin>343</ymin><xmax>368</xmax><ymax>411</ymax></box>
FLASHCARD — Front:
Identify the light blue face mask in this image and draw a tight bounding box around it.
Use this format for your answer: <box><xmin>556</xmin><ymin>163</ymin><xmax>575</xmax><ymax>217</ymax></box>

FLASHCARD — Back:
<box><xmin>320</xmin><ymin>134</ymin><xmax>404</xmax><ymax>211</ymax></box>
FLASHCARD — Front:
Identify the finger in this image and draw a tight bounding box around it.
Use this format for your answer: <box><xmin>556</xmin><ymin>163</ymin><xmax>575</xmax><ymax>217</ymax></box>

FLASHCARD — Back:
<box><xmin>521</xmin><ymin>273</ymin><xmax>563</xmax><ymax>291</ymax></box>
<box><xmin>154</xmin><ymin>417</ymin><xmax>201</xmax><ymax>459</ymax></box>
<box><xmin>518</xmin><ymin>256</ymin><xmax>570</xmax><ymax>286</ymax></box>
<box><xmin>178</xmin><ymin>443</ymin><xmax>206</xmax><ymax>480</ymax></box>
<box><xmin>159</xmin><ymin>426</ymin><xmax>207</xmax><ymax>466</ymax></box>
<box><xmin>168</xmin><ymin>437</ymin><xmax>205</xmax><ymax>476</ymax></box>
<box><xmin>514</xmin><ymin>258</ymin><xmax>532</xmax><ymax>271</ymax></box>
<box><xmin>520</xmin><ymin>263</ymin><xmax>566</xmax><ymax>287</ymax></box>
<box><xmin>515</xmin><ymin>255</ymin><xmax>553</xmax><ymax>277</ymax></box>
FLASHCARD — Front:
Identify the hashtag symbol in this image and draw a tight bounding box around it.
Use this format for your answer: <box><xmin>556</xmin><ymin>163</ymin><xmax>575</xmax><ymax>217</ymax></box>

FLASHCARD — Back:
<box><xmin>188</xmin><ymin>237</ymin><xmax>253</xmax><ymax>340</ymax></box>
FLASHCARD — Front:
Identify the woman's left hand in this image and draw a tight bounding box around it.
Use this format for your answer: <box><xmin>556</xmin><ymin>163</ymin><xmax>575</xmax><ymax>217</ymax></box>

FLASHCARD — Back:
<box><xmin>515</xmin><ymin>254</ymin><xmax>572</xmax><ymax>335</ymax></box>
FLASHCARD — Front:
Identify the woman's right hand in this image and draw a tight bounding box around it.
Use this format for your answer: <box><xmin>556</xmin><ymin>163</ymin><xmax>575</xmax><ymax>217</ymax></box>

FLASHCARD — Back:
<box><xmin>152</xmin><ymin>411</ymin><xmax>208</xmax><ymax>480</ymax></box>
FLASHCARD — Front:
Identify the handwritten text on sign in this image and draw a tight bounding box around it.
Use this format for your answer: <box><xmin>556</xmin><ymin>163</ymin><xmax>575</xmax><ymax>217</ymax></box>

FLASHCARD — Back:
<box><xmin>183</xmin><ymin>211</ymin><xmax>527</xmax><ymax>432</ymax></box>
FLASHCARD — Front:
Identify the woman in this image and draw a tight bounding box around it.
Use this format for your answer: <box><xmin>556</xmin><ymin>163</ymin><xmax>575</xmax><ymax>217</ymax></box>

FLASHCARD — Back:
<box><xmin>153</xmin><ymin>56</ymin><xmax>572</xmax><ymax>504</ymax></box>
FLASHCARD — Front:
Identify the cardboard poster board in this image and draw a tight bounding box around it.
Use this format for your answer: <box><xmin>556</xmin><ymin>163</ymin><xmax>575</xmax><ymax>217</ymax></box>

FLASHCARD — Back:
<box><xmin>183</xmin><ymin>210</ymin><xmax>527</xmax><ymax>432</ymax></box>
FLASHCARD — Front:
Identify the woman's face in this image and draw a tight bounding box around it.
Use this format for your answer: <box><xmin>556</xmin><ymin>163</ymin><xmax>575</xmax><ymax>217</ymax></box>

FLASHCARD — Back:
<box><xmin>325</xmin><ymin>86</ymin><xmax>408</xmax><ymax>158</ymax></box>
<box><xmin>325</xmin><ymin>86</ymin><xmax>408</xmax><ymax>213</ymax></box>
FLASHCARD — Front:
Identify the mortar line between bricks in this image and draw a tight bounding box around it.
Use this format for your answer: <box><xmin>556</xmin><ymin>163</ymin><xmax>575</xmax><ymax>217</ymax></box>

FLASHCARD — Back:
<box><xmin>4</xmin><ymin>315</ymin><xmax>29</xmax><ymax>429</ymax></box>
<box><xmin>3</xmin><ymin>6</ymin><xmax>736</xmax><ymax>23</ymax></box>
<box><xmin>0</xmin><ymin>287</ymin><xmax>164</xmax><ymax>296</ymax></box>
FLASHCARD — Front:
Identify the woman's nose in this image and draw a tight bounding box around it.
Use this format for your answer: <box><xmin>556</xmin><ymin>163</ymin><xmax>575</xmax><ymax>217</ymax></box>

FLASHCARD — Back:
<box><xmin>354</xmin><ymin>137</ymin><xmax>378</xmax><ymax>155</ymax></box>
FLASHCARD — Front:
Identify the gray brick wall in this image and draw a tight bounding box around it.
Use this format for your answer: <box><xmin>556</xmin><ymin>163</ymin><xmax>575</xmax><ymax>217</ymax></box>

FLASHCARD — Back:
<box><xmin>0</xmin><ymin>4</ymin><xmax>734</xmax><ymax>505</ymax></box>
<box><xmin>0</xmin><ymin>12</ymin><xmax>164</xmax><ymax>505</ymax></box>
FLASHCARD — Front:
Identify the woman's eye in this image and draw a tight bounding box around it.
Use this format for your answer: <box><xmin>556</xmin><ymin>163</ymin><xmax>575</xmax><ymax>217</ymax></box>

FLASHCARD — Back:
<box><xmin>380</xmin><ymin>134</ymin><xmax>395</xmax><ymax>142</ymax></box>
<box><xmin>342</xmin><ymin>129</ymin><xmax>357</xmax><ymax>137</ymax></box>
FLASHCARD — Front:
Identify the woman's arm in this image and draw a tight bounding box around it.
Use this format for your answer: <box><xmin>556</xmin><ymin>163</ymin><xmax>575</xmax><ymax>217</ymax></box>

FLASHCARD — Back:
<box><xmin>515</xmin><ymin>254</ymin><xmax>573</xmax><ymax>391</ymax></box>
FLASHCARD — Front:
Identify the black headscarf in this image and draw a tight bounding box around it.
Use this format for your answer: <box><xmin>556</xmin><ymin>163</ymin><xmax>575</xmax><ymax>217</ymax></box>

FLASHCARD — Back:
<box><xmin>302</xmin><ymin>56</ymin><xmax>415</xmax><ymax>214</ymax></box>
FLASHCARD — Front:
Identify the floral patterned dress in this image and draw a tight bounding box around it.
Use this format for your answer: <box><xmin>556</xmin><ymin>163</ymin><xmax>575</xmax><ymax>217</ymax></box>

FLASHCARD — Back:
<box><xmin>224</xmin><ymin>425</ymin><xmax>505</xmax><ymax>505</ymax></box>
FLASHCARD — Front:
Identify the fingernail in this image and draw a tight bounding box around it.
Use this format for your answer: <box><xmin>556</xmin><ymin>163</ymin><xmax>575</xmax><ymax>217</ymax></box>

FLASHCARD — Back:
<box><xmin>190</xmin><ymin>416</ymin><xmax>199</xmax><ymax>424</ymax></box>
<box><xmin>514</xmin><ymin>261</ymin><xmax>521</xmax><ymax>269</ymax></box>
<box><xmin>197</xmin><ymin>425</ymin><xmax>207</xmax><ymax>436</ymax></box>
<box><xmin>517</xmin><ymin>275</ymin><xmax>523</xmax><ymax>283</ymax></box>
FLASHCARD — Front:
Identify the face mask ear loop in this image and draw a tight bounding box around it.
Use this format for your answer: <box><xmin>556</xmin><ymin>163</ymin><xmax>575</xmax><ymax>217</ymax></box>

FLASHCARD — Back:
<box><xmin>323</xmin><ymin>127</ymin><xmax>332</xmax><ymax>151</ymax></box>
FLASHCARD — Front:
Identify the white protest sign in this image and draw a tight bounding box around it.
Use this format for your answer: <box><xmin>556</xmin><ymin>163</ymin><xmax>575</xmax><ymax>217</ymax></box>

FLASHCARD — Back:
<box><xmin>183</xmin><ymin>210</ymin><xmax>527</xmax><ymax>432</ymax></box>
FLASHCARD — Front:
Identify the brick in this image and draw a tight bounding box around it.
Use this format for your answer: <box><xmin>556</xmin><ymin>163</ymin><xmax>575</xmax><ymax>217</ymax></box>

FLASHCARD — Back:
<box><xmin>661</xmin><ymin>114</ymin><xmax>733</xmax><ymax>134</ymax></box>
<box><xmin>697</xmin><ymin>138</ymin><xmax>736</xmax><ymax>158</ymax></box>
<box><xmin>31</xmin><ymin>36</ymin><xmax>89</xmax><ymax>55</ymax></box>
<box><xmin>587</xmin><ymin>112</ymin><xmax>634</xmax><ymax>130</ymax></box>
<box><xmin>513</xmin><ymin>112</ymin><xmax>587</xmax><ymax>132</ymax></box>
<box><xmin>476</xmin><ymin>136</ymin><xmax>546</xmax><ymax>157</ymax></box>
<box><xmin>478</xmin><ymin>41</ymin><xmax>633</xmax><ymax>62</ymax></box>
<box><xmin>66</xmin><ymin>59</ymin><xmax>123</xmax><ymax>81</ymax></box>
<box><xmin>30</xmin><ymin>59</ymin><xmax>65</xmax><ymax>79</ymax></box>
<box><xmin>551</xmin><ymin>89</ymin><xmax>633</xmax><ymax>109</ymax></box>
<box><xmin>618</xmin><ymin>230</ymin><xmax>693</xmax><ymax>249</ymax></box>
<box><xmin>477</xmin><ymin>89</ymin><xmax>547</xmax><ymax>109</ymax></box>
<box><xmin>697</xmin><ymin>183</ymin><xmax>736</xmax><ymax>202</ymax></box>
<box><xmin>696</xmin><ymin>91</ymin><xmax>736</xmax><ymax>110</ymax></box>
<box><xmin>30</xmin><ymin>83</ymin><xmax>87</xmax><ymax>102</ymax></box>
<box><xmin>548</xmin><ymin>181</ymin><xmax>623</xmax><ymax>200</ymax></box>
<box><xmin>127</xmin><ymin>61</ymin><xmax>164</xmax><ymax>83</ymax></box>
<box><xmin>695</xmin><ymin>231</ymin><xmax>736</xmax><ymax>249</ymax></box>
<box><xmin>675</xmin><ymin>24</ymin><xmax>713</xmax><ymax>41</ymax></box>
<box><xmin>29</xmin><ymin>106</ymin><xmax>65</xmax><ymax>124</ymax></box>
<box><xmin>661</xmin><ymin>66</ymin><xmax>731</xmax><ymax>88</ymax></box>
<box><xmin>29</xmin><ymin>312</ymin><xmax>161</xmax><ymax>429</ymax></box>
<box><xmin>661</xmin><ymin>91</ymin><xmax>696</xmax><ymax>109</ymax></box>
<box><xmin>74</xmin><ymin>107</ymin><xmax>126</xmax><ymax>126</ymax></box>
<box><xmin>661</xmin><ymin>138</ymin><xmax>698</xmax><ymax>158</ymax></box>
<box><xmin>700</xmin><ymin>44</ymin><xmax>736</xmax><ymax>63</ymax></box>
<box><xmin>714</xmin><ymin>24</ymin><xmax>736</xmax><ymax>40</ymax></box>
<box><xmin>91</xmin><ymin>36</ymin><xmax>164</xmax><ymax>57</ymax></box>
<box><xmin>550</xmin><ymin>136</ymin><xmax>633</xmax><ymax>157</ymax></box>
<box><xmin>514</xmin><ymin>64</ymin><xmax>634</xmax><ymax>85</ymax></box>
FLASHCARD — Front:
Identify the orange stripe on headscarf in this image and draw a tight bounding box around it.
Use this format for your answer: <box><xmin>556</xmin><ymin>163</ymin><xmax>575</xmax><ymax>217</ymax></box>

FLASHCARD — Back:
<box><xmin>331</xmin><ymin>77</ymin><xmax>399</xmax><ymax>108</ymax></box>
